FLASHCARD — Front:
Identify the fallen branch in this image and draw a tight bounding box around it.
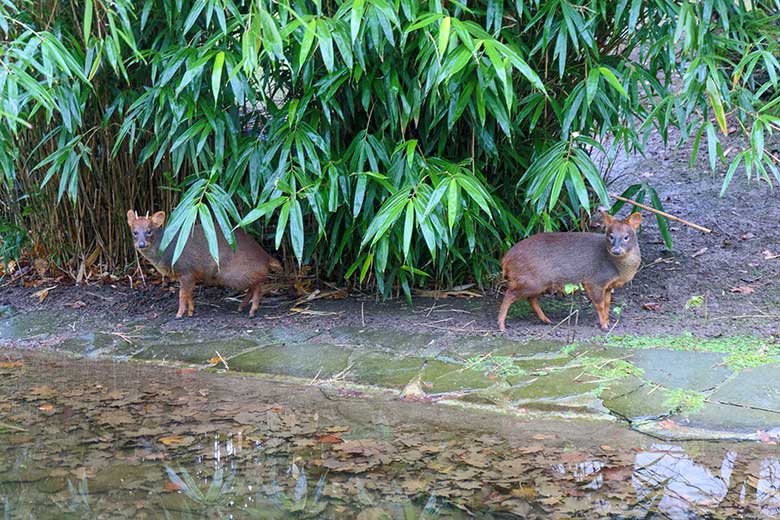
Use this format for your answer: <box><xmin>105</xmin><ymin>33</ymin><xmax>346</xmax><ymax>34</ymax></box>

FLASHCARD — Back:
<box><xmin>609</xmin><ymin>193</ymin><xmax>712</xmax><ymax>233</ymax></box>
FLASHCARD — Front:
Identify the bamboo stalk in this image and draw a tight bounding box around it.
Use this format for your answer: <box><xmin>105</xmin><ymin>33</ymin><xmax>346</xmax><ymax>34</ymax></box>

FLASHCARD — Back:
<box><xmin>609</xmin><ymin>193</ymin><xmax>712</xmax><ymax>233</ymax></box>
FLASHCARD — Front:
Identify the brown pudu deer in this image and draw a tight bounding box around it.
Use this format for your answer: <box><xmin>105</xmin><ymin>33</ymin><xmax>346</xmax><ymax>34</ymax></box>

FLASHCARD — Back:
<box><xmin>127</xmin><ymin>210</ymin><xmax>282</xmax><ymax>318</ymax></box>
<box><xmin>498</xmin><ymin>209</ymin><xmax>642</xmax><ymax>332</ymax></box>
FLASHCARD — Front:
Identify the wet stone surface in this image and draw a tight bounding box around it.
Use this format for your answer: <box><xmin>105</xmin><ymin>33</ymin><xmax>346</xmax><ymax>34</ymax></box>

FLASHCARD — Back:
<box><xmin>2</xmin><ymin>307</ymin><xmax>780</xmax><ymax>439</ymax></box>
<box><xmin>626</xmin><ymin>349</ymin><xmax>731</xmax><ymax>392</ymax></box>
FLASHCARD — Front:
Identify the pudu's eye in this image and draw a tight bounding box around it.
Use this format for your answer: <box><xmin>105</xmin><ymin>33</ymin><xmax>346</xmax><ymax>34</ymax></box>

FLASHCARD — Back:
<box><xmin>623</xmin><ymin>235</ymin><xmax>629</xmax><ymax>241</ymax></box>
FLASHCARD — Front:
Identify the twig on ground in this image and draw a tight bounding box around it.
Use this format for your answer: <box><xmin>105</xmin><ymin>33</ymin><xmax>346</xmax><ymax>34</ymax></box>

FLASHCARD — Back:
<box><xmin>110</xmin><ymin>332</ymin><xmax>137</xmax><ymax>345</ymax></box>
<box><xmin>309</xmin><ymin>368</ymin><xmax>322</xmax><ymax>385</ymax></box>
<box><xmin>214</xmin><ymin>350</ymin><xmax>229</xmax><ymax>370</ymax></box>
<box><xmin>541</xmin><ymin>309</ymin><xmax>580</xmax><ymax>338</ymax></box>
<box><xmin>289</xmin><ymin>307</ymin><xmax>341</xmax><ymax>316</ymax></box>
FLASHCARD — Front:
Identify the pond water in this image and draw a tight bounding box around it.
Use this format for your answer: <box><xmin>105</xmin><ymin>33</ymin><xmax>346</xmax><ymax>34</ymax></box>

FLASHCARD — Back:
<box><xmin>1</xmin><ymin>350</ymin><xmax>778</xmax><ymax>519</ymax></box>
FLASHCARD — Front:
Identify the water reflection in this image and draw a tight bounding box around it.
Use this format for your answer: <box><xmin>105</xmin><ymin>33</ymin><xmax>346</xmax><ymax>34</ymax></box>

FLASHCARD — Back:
<box><xmin>758</xmin><ymin>458</ymin><xmax>780</xmax><ymax>518</ymax></box>
<box><xmin>634</xmin><ymin>444</ymin><xmax>733</xmax><ymax>519</ymax></box>
<box><xmin>2</xmin><ymin>352</ymin><xmax>780</xmax><ymax>519</ymax></box>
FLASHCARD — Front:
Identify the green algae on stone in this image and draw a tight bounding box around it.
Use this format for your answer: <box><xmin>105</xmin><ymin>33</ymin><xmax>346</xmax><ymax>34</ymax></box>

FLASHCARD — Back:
<box><xmin>604</xmin><ymin>333</ymin><xmax>778</xmax><ymax>356</ymax></box>
<box><xmin>229</xmin><ymin>342</ymin><xmax>352</xmax><ymax>378</ymax></box>
<box><xmin>56</xmin><ymin>332</ymin><xmax>123</xmax><ymax>356</ymax></box>
<box><xmin>509</xmin><ymin>367</ymin><xmax>601</xmax><ymax>401</ymax></box>
<box><xmin>663</xmin><ymin>388</ymin><xmax>707</xmax><ymax>414</ymax></box>
<box><xmin>0</xmin><ymin>309</ymin><xmax>73</xmax><ymax>340</ymax></box>
<box><xmin>599</xmin><ymin>377</ymin><xmax>672</xmax><ymax>422</ymax></box>
<box><xmin>324</xmin><ymin>326</ymin><xmax>438</xmax><ymax>353</ymax></box>
<box><xmin>350</xmin><ymin>352</ymin><xmax>494</xmax><ymax>392</ymax></box>
<box><xmin>131</xmin><ymin>332</ymin><xmax>263</xmax><ymax>364</ymax></box>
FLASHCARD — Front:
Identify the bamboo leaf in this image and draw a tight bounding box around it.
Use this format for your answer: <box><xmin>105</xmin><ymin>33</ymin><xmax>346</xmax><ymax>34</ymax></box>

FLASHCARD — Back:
<box><xmin>289</xmin><ymin>197</ymin><xmax>304</xmax><ymax>264</ymax></box>
<box><xmin>299</xmin><ymin>19</ymin><xmax>317</xmax><ymax>71</ymax></box>
<box><xmin>198</xmin><ymin>203</ymin><xmax>220</xmax><ymax>266</ymax></box>
<box><xmin>171</xmin><ymin>207</ymin><xmax>198</xmax><ymax>268</ymax></box>
<box><xmin>437</xmin><ymin>16</ymin><xmax>450</xmax><ymax>58</ymax></box>
<box><xmin>402</xmin><ymin>200</ymin><xmax>414</xmax><ymax>258</ymax></box>
<box><xmin>83</xmin><ymin>0</ymin><xmax>93</xmax><ymax>43</ymax></box>
<box><xmin>706</xmin><ymin>77</ymin><xmax>728</xmax><ymax>134</ymax></box>
<box><xmin>275</xmin><ymin>200</ymin><xmax>291</xmax><ymax>249</ymax></box>
<box><xmin>351</xmin><ymin>0</ymin><xmax>365</xmax><ymax>43</ymax></box>
<box><xmin>447</xmin><ymin>178</ymin><xmax>459</xmax><ymax>231</ymax></box>
<box><xmin>211</xmin><ymin>51</ymin><xmax>224</xmax><ymax>104</ymax></box>
<box><xmin>597</xmin><ymin>67</ymin><xmax>627</xmax><ymax>98</ymax></box>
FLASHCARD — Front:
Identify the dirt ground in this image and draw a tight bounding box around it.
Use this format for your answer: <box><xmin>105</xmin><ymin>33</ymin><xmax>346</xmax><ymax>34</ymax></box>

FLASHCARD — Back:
<box><xmin>3</xmin><ymin>128</ymin><xmax>780</xmax><ymax>344</ymax></box>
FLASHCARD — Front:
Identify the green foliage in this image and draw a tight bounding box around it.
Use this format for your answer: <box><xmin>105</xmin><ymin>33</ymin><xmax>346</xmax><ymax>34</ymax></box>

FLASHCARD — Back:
<box><xmin>724</xmin><ymin>350</ymin><xmax>780</xmax><ymax>370</ymax></box>
<box><xmin>579</xmin><ymin>357</ymin><xmax>644</xmax><ymax>381</ymax></box>
<box><xmin>2</xmin><ymin>0</ymin><xmax>779</xmax><ymax>292</ymax></box>
<box><xmin>601</xmin><ymin>333</ymin><xmax>780</xmax><ymax>371</ymax></box>
<box><xmin>663</xmin><ymin>388</ymin><xmax>706</xmax><ymax>414</ymax></box>
<box><xmin>0</xmin><ymin>219</ymin><xmax>27</xmax><ymax>270</ymax></box>
<box><xmin>685</xmin><ymin>295</ymin><xmax>705</xmax><ymax>310</ymax></box>
<box><xmin>464</xmin><ymin>355</ymin><xmax>526</xmax><ymax>379</ymax></box>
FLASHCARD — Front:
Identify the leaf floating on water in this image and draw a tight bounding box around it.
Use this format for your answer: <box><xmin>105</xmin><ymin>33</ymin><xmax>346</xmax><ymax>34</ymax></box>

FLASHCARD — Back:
<box><xmin>517</xmin><ymin>444</ymin><xmax>544</xmax><ymax>455</ymax></box>
<box><xmin>159</xmin><ymin>434</ymin><xmax>195</xmax><ymax>447</ymax></box>
<box><xmin>164</xmin><ymin>480</ymin><xmax>183</xmax><ymax>491</ymax></box>
<box><xmin>29</xmin><ymin>385</ymin><xmax>55</xmax><ymax>398</ymax></box>
<box><xmin>600</xmin><ymin>464</ymin><xmax>633</xmax><ymax>481</ymax></box>
<box><xmin>316</xmin><ymin>434</ymin><xmax>344</xmax><ymax>444</ymax></box>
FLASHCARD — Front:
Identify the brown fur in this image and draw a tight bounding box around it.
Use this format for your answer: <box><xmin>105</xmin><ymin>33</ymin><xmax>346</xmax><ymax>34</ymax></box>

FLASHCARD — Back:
<box><xmin>498</xmin><ymin>210</ymin><xmax>642</xmax><ymax>332</ymax></box>
<box><xmin>127</xmin><ymin>209</ymin><xmax>283</xmax><ymax>318</ymax></box>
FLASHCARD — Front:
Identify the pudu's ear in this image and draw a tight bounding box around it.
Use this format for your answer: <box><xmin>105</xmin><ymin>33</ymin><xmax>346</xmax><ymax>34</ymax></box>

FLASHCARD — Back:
<box><xmin>626</xmin><ymin>212</ymin><xmax>642</xmax><ymax>229</ymax></box>
<box><xmin>151</xmin><ymin>211</ymin><xmax>166</xmax><ymax>228</ymax></box>
<box><xmin>127</xmin><ymin>210</ymin><xmax>136</xmax><ymax>227</ymax></box>
<box><xmin>598</xmin><ymin>206</ymin><xmax>614</xmax><ymax>226</ymax></box>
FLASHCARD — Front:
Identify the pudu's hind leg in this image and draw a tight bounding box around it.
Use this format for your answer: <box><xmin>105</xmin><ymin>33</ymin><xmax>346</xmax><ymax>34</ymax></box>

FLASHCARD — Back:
<box><xmin>529</xmin><ymin>296</ymin><xmax>552</xmax><ymax>324</ymax></box>
<box><xmin>498</xmin><ymin>287</ymin><xmax>522</xmax><ymax>332</ymax></box>
<box><xmin>248</xmin><ymin>276</ymin><xmax>267</xmax><ymax>317</ymax></box>
<box><xmin>177</xmin><ymin>276</ymin><xmax>196</xmax><ymax>318</ymax></box>
<box><xmin>238</xmin><ymin>290</ymin><xmax>253</xmax><ymax>313</ymax></box>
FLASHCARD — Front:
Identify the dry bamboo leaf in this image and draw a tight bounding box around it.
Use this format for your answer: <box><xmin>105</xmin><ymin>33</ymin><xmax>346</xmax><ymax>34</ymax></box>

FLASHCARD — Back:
<box><xmin>32</xmin><ymin>285</ymin><xmax>57</xmax><ymax>303</ymax></box>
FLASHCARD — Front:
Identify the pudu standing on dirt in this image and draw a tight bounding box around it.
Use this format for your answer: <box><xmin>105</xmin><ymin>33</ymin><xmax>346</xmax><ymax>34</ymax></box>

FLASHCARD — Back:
<box><xmin>498</xmin><ymin>208</ymin><xmax>642</xmax><ymax>332</ymax></box>
<box><xmin>127</xmin><ymin>210</ymin><xmax>282</xmax><ymax>318</ymax></box>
